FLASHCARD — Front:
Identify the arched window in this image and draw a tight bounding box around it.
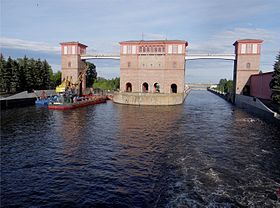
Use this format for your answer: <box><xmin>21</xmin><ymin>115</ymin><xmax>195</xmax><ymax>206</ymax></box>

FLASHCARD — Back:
<box><xmin>246</xmin><ymin>62</ymin><xmax>251</xmax><ymax>69</ymax></box>
<box><xmin>154</xmin><ymin>83</ymin><xmax>160</xmax><ymax>93</ymax></box>
<box><xmin>171</xmin><ymin>84</ymin><xmax>177</xmax><ymax>93</ymax></box>
<box><xmin>173</xmin><ymin>61</ymin><xmax>177</xmax><ymax>68</ymax></box>
<box><xmin>126</xmin><ymin>82</ymin><xmax>132</xmax><ymax>92</ymax></box>
<box><xmin>68</xmin><ymin>61</ymin><xmax>71</xmax><ymax>68</ymax></box>
<box><xmin>128</xmin><ymin>62</ymin><xmax>131</xmax><ymax>67</ymax></box>
<box><xmin>142</xmin><ymin>82</ymin><xmax>149</xmax><ymax>92</ymax></box>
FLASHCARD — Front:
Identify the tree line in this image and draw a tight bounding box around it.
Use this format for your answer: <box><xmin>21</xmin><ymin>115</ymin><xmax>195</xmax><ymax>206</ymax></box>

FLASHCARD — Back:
<box><xmin>215</xmin><ymin>79</ymin><xmax>233</xmax><ymax>93</ymax></box>
<box><xmin>270</xmin><ymin>52</ymin><xmax>280</xmax><ymax>104</ymax></box>
<box><xmin>93</xmin><ymin>77</ymin><xmax>120</xmax><ymax>91</ymax></box>
<box><xmin>0</xmin><ymin>54</ymin><xmax>61</xmax><ymax>94</ymax></box>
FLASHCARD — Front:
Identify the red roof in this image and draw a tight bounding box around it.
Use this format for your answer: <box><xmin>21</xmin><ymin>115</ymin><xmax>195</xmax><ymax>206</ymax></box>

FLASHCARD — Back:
<box><xmin>233</xmin><ymin>39</ymin><xmax>263</xmax><ymax>45</ymax></box>
<box><xmin>60</xmin><ymin>41</ymin><xmax>88</xmax><ymax>48</ymax></box>
<box><xmin>120</xmin><ymin>40</ymin><xmax>188</xmax><ymax>46</ymax></box>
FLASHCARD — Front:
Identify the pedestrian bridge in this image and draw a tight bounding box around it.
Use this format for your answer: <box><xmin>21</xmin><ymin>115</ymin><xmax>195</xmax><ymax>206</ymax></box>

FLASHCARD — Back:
<box><xmin>81</xmin><ymin>54</ymin><xmax>120</xmax><ymax>60</ymax></box>
<box><xmin>81</xmin><ymin>54</ymin><xmax>236</xmax><ymax>61</ymax></box>
<box><xmin>185</xmin><ymin>54</ymin><xmax>235</xmax><ymax>60</ymax></box>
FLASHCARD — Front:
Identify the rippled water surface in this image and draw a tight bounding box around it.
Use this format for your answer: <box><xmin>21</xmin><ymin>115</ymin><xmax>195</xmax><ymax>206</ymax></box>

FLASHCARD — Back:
<box><xmin>1</xmin><ymin>90</ymin><xmax>280</xmax><ymax>207</ymax></box>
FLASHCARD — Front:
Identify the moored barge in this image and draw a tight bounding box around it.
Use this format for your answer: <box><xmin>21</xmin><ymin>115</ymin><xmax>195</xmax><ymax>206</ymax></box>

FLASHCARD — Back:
<box><xmin>48</xmin><ymin>95</ymin><xmax>107</xmax><ymax>110</ymax></box>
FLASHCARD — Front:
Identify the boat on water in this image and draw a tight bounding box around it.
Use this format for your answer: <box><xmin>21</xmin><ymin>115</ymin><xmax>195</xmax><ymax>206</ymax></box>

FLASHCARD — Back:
<box><xmin>48</xmin><ymin>95</ymin><xmax>107</xmax><ymax>110</ymax></box>
<box><xmin>35</xmin><ymin>98</ymin><xmax>49</xmax><ymax>106</ymax></box>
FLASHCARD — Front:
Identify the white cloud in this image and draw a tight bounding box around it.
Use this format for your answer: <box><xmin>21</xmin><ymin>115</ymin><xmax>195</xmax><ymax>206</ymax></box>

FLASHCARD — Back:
<box><xmin>142</xmin><ymin>33</ymin><xmax>167</xmax><ymax>40</ymax></box>
<box><xmin>0</xmin><ymin>37</ymin><xmax>60</xmax><ymax>53</ymax></box>
<box><xmin>188</xmin><ymin>28</ymin><xmax>278</xmax><ymax>54</ymax></box>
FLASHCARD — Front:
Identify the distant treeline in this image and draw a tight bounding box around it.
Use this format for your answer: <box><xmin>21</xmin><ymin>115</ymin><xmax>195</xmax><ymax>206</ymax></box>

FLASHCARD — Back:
<box><xmin>93</xmin><ymin>77</ymin><xmax>120</xmax><ymax>91</ymax></box>
<box><xmin>215</xmin><ymin>79</ymin><xmax>233</xmax><ymax>93</ymax></box>
<box><xmin>0</xmin><ymin>54</ymin><xmax>61</xmax><ymax>94</ymax></box>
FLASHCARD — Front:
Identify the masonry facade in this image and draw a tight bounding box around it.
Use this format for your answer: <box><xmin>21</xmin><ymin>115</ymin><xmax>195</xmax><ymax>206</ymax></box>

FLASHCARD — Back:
<box><xmin>233</xmin><ymin>39</ymin><xmax>263</xmax><ymax>95</ymax></box>
<box><xmin>119</xmin><ymin>40</ymin><xmax>188</xmax><ymax>94</ymax></box>
<box><xmin>60</xmin><ymin>42</ymin><xmax>88</xmax><ymax>90</ymax></box>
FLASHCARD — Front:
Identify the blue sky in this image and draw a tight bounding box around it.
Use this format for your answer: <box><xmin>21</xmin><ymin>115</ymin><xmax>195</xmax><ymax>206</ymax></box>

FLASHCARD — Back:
<box><xmin>1</xmin><ymin>0</ymin><xmax>279</xmax><ymax>83</ymax></box>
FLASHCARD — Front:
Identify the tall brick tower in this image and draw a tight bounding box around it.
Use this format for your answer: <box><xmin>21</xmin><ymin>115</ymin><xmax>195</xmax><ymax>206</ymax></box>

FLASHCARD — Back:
<box><xmin>60</xmin><ymin>42</ymin><xmax>88</xmax><ymax>90</ymax></box>
<box><xmin>233</xmin><ymin>39</ymin><xmax>263</xmax><ymax>95</ymax></box>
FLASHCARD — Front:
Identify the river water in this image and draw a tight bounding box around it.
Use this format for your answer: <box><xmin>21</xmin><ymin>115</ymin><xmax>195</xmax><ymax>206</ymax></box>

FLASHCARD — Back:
<box><xmin>1</xmin><ymin>90</ymin><xmax>280</xmax><ymax>207</ymax></box>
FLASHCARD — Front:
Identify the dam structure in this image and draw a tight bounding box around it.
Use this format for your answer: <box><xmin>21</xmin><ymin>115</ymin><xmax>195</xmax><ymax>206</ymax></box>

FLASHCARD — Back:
<box><xmin>60</xmin><ymin>39</ymin><xmax>264</xmax><ymax>106</ymax></box>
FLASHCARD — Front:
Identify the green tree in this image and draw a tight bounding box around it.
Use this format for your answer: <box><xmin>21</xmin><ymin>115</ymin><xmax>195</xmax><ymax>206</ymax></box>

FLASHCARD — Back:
<box><xmin>51</xmin><ymin>71</ymin><xmax>62</xmax><ymax>88</ymax></box>
<box><xmin>270</xmin><ymin>52</ymin><xmax>280</xmax><ymax>104</ymax></box>
<box><xmin>41</xmin><ymin>60</ymin><xmax>51</xmax><ymax>89</ymax></box>
<box><xmin>4</xmin><ymin>57</ymin><xmax>13</xmax><ymax>93</ymax></box>
<box><xmin>86</xmin><ymin>62</ymin><xmax>97</xmax><ymax>88</ymax></box>
<box><xmin>25</xmin><ymin>58</ymin><xmax>36</xmax><ymax>91</ymax></box>
<box><xmin>224</xmin><ymin>80</ymin><xmax>233</xmax><ymax>93</ymax></box>
<box><xmin>10</xmin><ymin>59</ymin><xmax>20</xmax><ymax>93</ymax></box>
<box><xmin>93</xmin><ymin>77</ymin><xmax>120</xmax><ymax>91</ymax></box>
<box><xmin>18</xmin><ymin>56</ymin><xmax>29</xmax><ymax>91</ymax></box>
<box><xmin>34</xmin><ymin>59</ymin><xmax>43</xmax><ymax>89</ymax></box>
<box><xmin>0</xmin><ymin>54</ymin><xmax>6</xmax><ymax>92</ymax></box>
<box><xmin>217</xmin><ymin>78</ymin><xmax>227</xmax><ymax>93</ymax></box>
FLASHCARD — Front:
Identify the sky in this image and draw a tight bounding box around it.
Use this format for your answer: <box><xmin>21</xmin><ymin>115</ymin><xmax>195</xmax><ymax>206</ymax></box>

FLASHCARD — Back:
<box><xmin>1</xmin><ymin>0</ymin><xmax>280</xmax><ymax>83</ymax></box>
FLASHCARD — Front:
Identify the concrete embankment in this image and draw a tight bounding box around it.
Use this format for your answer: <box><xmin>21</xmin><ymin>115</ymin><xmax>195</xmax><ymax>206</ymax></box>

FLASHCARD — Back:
<box><xmin>1</xmin><ymin>90</ymin><xmax>56</xmax><ymax>109</ymax></box>
<box><xmin>207</xmin><ymin>88</ymin><xmax>280</xmax><ymax>125</ymax></box>
<box><xmin>113</xmin><ymin>89</ymin><xmax>191</xmax><ymax>106</ymax></box>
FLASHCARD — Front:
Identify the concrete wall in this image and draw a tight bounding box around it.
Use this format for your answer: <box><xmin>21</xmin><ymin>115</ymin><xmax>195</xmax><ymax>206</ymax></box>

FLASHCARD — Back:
<box><xmin>235</xmin><ymin>94</ymin><xmax>279</xmax><ymax>124</ymax></box>
<box><xmin>113</xmin><ymin>90</ymin><xmax>190</xmax><ymax>106</ymax></box>
<box><xmin>250</xmin><ymin>72</ymin><xmax>273</xmax><ymax>100</ymax></box>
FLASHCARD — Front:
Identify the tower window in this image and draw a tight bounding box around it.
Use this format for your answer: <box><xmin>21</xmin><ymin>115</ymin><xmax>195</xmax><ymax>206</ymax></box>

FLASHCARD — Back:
<box><xmin>128</xmin><ymin>62</ymin><xmax>131</xmax><ymax>67</ymax></box>
<box><xmin>64</xmin><ymin>46</ymin><xmax>68</xmax><ymax>55</ymax></box>
<box><xmin>173</xmin><ymin>61</ymin><xmax>177</xmax><ymax>68</ymax></box>
<box><xmin>72</xmin><ymin>46</ymin><xmax>75</xmax><ymax>54</ymax></box>
<box><xmin>246</xmin><ymin>63</ymin><xmax>251</xmax><ymax>69</ymax></box>
<box><xmin>68</xmin><ymin>61</ymin><xmax>71</xmax><ymax>68</ymax></box>
<box><xmin>173</xmin><ymin>45</ymin><xmax>178</xmax><ymax>53</ymax></box>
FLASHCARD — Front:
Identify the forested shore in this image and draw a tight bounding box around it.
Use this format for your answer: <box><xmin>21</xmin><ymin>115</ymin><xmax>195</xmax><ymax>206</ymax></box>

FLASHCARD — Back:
<box><xmin>0</xmin><ymin>54</ymin><xmax>61</xmax><ymax>94</ymax></box>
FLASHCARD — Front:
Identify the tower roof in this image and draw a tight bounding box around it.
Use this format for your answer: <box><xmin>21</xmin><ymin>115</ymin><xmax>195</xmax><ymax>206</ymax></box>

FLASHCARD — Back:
<box><xmin>60</xmin><ymin>41</ymin><xmax>88</xmax><ymax>48</ymax></box>
<box><xmin>120</xmin><ymin>40</ymin><xmax>188</xmax><ymax>46</ymax></box>
<box><xmin>233</xmin><ymin>39</ymin><xmax>263</xmax><ymax>45</ymax></box>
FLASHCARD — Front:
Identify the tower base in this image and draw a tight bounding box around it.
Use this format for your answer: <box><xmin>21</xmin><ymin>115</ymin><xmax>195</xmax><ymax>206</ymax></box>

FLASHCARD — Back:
<box><xmin>113</xmin><ymin>89</ymin><xmax>190</xmax><ymax>106</ymax></box>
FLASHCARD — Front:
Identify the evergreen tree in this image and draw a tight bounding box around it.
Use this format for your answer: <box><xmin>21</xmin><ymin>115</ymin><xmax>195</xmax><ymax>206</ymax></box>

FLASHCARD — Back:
<box><xmin>10</xmin><ymin>59</ymin><xmax>20</xmax><ymax>93</ymax></box>
<box><xmin>4</xmin><ymin>57</ymin><xmax>13</xmax><ymax>93</ymax></box>
<box><xmin>270</xmin><ymin>52</ymin><xmax>280</xmax><ymax>104</ymax></box>
<box><xmin>0</xmin><ymin>54</ymin><xmax>6</xmax><ymax>92</ymax></box>
<box><xmin>42</xmin><ymin>60</ymin><xmax>51</xmax><ymax>89</ymax></box>
<box><xmin>18</xmin><ymin>56</ymin><xmax>28</xmax><ymax>91</ymax></box>
<box><xmin>25</xmin><ymin>58</ymin><xmax>35</xmax><ymax>92</ymax></box>
<box><xmin>86</xmin><ymin>62</ymin><xmax>97</xmax><ymax>88</ymax></box>
<box><xmin>34</xmin><ymin>59</ymin><xmax>43</xmax><ymax>89</ymax></box>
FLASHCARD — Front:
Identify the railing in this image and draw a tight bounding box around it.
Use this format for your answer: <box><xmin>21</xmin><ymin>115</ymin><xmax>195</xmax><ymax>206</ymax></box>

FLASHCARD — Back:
<box><xmin>185</xmin><ymin>54</ymin><xmax>236</xmax><ymax>60</ymax></box>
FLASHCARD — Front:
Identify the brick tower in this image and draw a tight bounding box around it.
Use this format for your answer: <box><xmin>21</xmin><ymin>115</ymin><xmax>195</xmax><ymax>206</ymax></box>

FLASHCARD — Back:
<box><xmin>233</xmin><ymin>39</ymin><xmax>263</xmax><ymax>95</ymax></box>
<box><xmin>60</xmin><ymin>42</ymin><xmax>88</xmax><ymax>91</ymax></box>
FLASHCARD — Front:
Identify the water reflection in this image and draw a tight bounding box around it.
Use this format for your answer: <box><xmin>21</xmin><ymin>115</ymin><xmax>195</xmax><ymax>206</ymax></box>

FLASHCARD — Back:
<box><xmin>1</xmin><ymin>91</ymin><xmax>280</xmax><ymax>207</ymax></box>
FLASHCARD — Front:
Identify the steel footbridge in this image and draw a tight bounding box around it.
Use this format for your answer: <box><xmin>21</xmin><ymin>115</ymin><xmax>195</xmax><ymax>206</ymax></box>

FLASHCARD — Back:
<box><xmin>81</xmin><ymin>54</ymin><xmax>236</xmax><ymax>61</ymax></box>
